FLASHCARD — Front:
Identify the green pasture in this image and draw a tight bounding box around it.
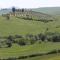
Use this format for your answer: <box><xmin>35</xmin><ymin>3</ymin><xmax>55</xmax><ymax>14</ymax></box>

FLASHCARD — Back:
<box><xmin>0</xmin><ymin>42</ymin><xmax>60</xmax><ymax>58</ymax></box>
<box><xmin>0</xmin><ymin>16</ymin><xmax>60</xmax><ymax>36</ymax></box>
<box><xmin>0</xmin><ymin>16</ymin><xmax>60</xmax><ymax>59</ymax></box>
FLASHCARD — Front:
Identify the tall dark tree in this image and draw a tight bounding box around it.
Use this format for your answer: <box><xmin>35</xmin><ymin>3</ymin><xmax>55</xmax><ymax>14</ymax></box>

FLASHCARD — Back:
<box><xmin>12</xmin><ymin>7</ymin><xmax>16</xmax><ymax>16</ymax></box>
<box><xmin>22</xmin><ymin>9</ymin><xmax>24</xmax><ymax>12</ymax></box>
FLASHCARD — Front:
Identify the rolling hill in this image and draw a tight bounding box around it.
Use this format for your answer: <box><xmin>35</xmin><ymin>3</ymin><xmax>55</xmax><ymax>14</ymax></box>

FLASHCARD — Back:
<box><xmin>1</xmin><ymin>7</ymin><xmax>60</xmax><ymax>16</ymax></box>
<box><xmin>0</xmin><ymin>8</ymin><xmax>55</xmax><ymax>21</ymax></box>
<box><xmin>0</xmin><ymin>7</ymin><xmax>60</xmax><ymax>60</ymax></box>
<box><xmin>0</xmin><ymin>15</ymin><xmax>59</xmax><ymax>36</ymax></box>
<box><xmin>0</xmin><ymin>9</ymin><xmax>11</xmax><ymax>15</ymax></box>
<box><xmin>32</xmin><ymin>7</ymin><xmax>60</xmax><ymax>16</ymax></box>
<box><xmin>0</xmin><ymin>16</ymin><xmax>47</xmax><ymax>36</ymax></box>
<box><xmin>15</xmin><ymin>10</ymin><xmax>55</xmax><ymax>21</ymax></box>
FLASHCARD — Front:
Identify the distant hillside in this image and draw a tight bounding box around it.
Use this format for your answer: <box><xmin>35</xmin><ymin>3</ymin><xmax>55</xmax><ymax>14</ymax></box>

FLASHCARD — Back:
<box><xmin>0</xmin><ymin>8</ymin><xmax>55</xmax><ymax>21</ymax></box>
<box><xmin>0</xmin><ymin>9</ymin><xmax>11</xmax><ymax>15</ymax></box>
<box><xmin>32</xmin><ymin>7</ymin><xmax>60</xmax><ymax>16</ymax></box>
<box><xmin>12</xmin><ymin>10</ymin><xmax>55</xmax><ymax>21</ymax></box>
<box><xmin>1</xmin><ymin>7</ymin><xmax>60</xmax><ymax>16</ymax></box>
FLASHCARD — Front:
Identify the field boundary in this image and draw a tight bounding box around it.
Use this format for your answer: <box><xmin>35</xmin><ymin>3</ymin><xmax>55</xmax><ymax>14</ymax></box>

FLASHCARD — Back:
<box><xmin>0</xmin><ymin>49</ymin><xmax>60</xmax><ymax>60</ymax></box>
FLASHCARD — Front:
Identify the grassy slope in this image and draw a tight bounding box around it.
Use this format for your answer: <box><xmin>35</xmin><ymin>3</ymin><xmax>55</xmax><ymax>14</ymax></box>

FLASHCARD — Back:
<box><xmin>0</xmin><ymin>42</ymin><xmax>60</xmax><ymax>58</ymax></box>
<box><xmin>32</xmin><ymin>7</ymin><xmax>60</xmax><ymax>16</ymax></box>
<box><xmin>0</xmin><ymin>16</ymin><xmax>45</xmax><ymax>36</ymax></box>
<box><xmin>0</xmin><ymin>16</ymin><xmax>60</xmax><ymax>36</ymax></box>
<box><xmin>21</xmin><ymin>54</ymin><xmax>60</xmax><ymax>60</ymax></box>
<box><xmin>0</xmin><ymin>16</ymin><xmax>49</xmax><ymax>36</ymax></box>
<box><xmin>0</xmin><ymin>16</ymin><xmax>60</xmax><ymax>59</ymax></box>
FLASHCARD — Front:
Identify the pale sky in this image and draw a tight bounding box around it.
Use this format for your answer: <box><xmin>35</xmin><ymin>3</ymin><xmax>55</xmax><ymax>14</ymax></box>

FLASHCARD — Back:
<box><xmin>0</xmin><ymin>0</ymin><xmax>60</xmax><ymax>8</ymax></box>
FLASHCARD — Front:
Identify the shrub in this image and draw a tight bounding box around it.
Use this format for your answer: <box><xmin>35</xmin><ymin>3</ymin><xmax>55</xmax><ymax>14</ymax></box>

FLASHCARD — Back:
<box><xmin>6</xmin><ymin>41</ymin><xmax>12</xmax><ymax>47</ymax></box>
<box><xmin>18</xmin><ymin>56</ymin><xmax>28</xmax><ymax>59</ymax></box>
<box><xmin>47</xmin><ymin>50</ymin><xmax>57</xmax><ymax>54</ymax></box>
<box><xmin>38</xmin><ymin>33</ymin><xmax>47</xmax><ymax>41</ymax></box>
<box><xmin>15</xmin><ymin>35</ymin><xmax>23</xmax><ymax>38</ymax></box>
<box><xmin>7</xmin><ymin>35</ymin><xmax>14</xmax><ymax>43</ymax></box>
<box><xmin>52</xmin><ymin>35</ymin><xmax>60</xmax><ymax>42</ymax></box>
<box><xmin>16</xmin><ymin>38</ymin><xmax>26</xmax><ymax>46</ymax></box>
<box><xmin>18</xmin><ymin>40</ymin><xmax>26</xmax><ymax>46</ymax></box>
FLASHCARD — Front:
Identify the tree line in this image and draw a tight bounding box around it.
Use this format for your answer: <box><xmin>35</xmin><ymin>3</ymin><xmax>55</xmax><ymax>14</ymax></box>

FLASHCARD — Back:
<box><xmin>2</xmin><ymin>7</ymin><xmax>54</xmax><ymax>23</ymax></box>
<box><xmin>0</xmin><ymin>32</ymin><xmax>60</xmax><ymax>48</ymax></box>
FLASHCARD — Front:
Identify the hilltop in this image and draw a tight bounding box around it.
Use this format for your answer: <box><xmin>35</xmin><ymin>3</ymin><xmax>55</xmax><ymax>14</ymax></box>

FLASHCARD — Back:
<box><xmin>1</xmin><ymin>7</ymin><xmax>60</xmax><ymax>16</ymax></box>
<box><xmin>32</xmin><ymin>7</ymin><xmax>60</xmax><ymax>16</ymax></box>
<box><xmin>0</xmin><ymin>9</ymin><xmax>11</xmax><ymax>15</ymax></box>
<box><xmin>0</xmin><ymin>8</ymin><xmax>55</xmax><ymax>21</ymax></box>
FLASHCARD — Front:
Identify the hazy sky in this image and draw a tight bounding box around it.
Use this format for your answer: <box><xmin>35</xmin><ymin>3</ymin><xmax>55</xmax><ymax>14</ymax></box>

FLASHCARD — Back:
<box><xmin>0</xmin><ymin>0</ymin><xmax>60</xmax><ymax>8</ymax></box>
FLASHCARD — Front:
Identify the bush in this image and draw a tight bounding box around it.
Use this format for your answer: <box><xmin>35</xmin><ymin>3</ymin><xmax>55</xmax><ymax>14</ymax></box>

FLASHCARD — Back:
<box><xmin>15</xmin><ymin>38</ymin><xmax>26</xmax><ymax>46</ymax></box>
<box><xmin>7</xmin><ymin>35</ymin><xmax>14</xmax><ymax>43</ymax></box>
<box><xmin>6</xmin><ymin>40</ymin><xmax>12</xmax><ymax>47</ymax></box>
<box><xmin>15</xmin><ymin>35</ymin><xmax>23</xmax><ymax>38</ymax></box>
<box><xmin>25</xmin><ymin>34</ymin><xmax>37</xmax><ymax>44</ymax></box>
<box><xmin>25</xmin><ymin>34</ymin><xmax>33</xmax><ymax>40</ymax></box>
<box><xmin>18</xmin><ymin>56</ymin><xmax>28</xmax><ymax>59</ymax></box>
<box><xmin>38</xmin><ymin>33</ymin><xmax>47</xmax><ymax>41</ymax></box>
<box><xmin>52</xmin><ymin>35</ymin><xmax>60</xmax><ymax>42</ymax></box>
<box><xmin>47</xmin><ymin>50</ymin><xmax>57</xmax><ymax>55</ymax></box>
<box><xmin>18</xmin><ymin>40</ymin><xmax>26</xmax><ymax>46</ymax></box>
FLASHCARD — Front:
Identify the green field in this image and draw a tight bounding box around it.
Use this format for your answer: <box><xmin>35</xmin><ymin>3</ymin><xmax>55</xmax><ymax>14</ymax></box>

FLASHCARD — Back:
<box><xmin>0</xmin><ymin>13</ymin><xmax>60</xmax><ymax>60</ymax></box>
<box><xmin>21</xmin><ymin>54</ymin><xmax>60</xmax><ymax>60</ymax></box>
<box><xmin>0</xmin><ymin>16</ymin><xmax>59</xmax><ymax>36</ymax></box>
<box><xmin>0</xmin><ymin>42</ymin><xmax>60</xmax><ymax>59</ymax></box>
<box><xmin>0</xmin><ymin>16</ymin><xmax>46</xmax><ymax>36</ymax></box>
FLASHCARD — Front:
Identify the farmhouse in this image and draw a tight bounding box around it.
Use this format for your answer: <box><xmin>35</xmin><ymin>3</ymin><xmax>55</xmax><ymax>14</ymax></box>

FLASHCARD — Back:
<box><xmin>9</xmin><ymin>9</ymin><xmax>55</xmax><ymax>21</ymax></box>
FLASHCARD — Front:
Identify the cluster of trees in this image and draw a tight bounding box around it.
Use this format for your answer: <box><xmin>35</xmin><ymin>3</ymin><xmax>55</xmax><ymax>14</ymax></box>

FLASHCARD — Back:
<box><xmin>17</xmin><ymin>14</ymin><xmax>53</xmax><ymax>23</ymax></box>
<box><xmin>0</xmin><ymin>32</ymin><xmax>60</xmax><ymax>48</ymax></box>
<box><xmin>17</xmin><ymin>16</ymin><xmax>53</xmax><ymax>23</ymax></box>
<box><xmin>11</xmin><ymin>7</ymin><xmax>54</xmax><ymax>23</ymax></box>
<box><xmin>2</xmin><ymin>7</ymin><xmax>54</xmax><ymax>23</ymax></box>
